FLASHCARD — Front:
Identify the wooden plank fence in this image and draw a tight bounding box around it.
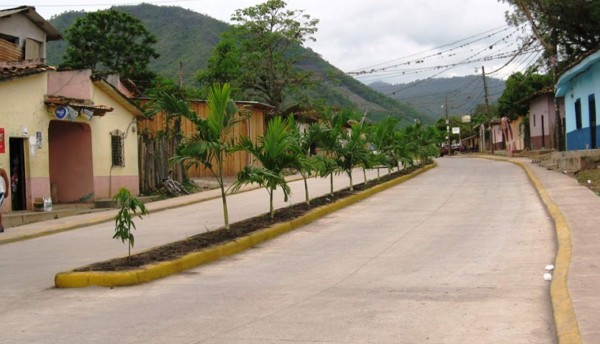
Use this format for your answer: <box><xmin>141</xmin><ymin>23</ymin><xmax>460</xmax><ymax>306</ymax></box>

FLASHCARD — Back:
<box><xmin>136</xmin><ymin>100</ymin><xmax>271</xmax><ymax>194</ymax></box>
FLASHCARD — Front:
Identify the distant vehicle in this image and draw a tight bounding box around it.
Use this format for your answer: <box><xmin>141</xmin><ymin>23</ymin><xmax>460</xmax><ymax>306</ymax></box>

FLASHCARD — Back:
<box><xmin>439</xmin><ymin>143</ymin><xmax>465</xmax><ymax>157</ymax></box>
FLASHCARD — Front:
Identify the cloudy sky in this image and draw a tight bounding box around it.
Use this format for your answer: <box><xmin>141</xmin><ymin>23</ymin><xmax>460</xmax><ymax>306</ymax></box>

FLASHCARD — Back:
<box><xmin>3</xmin><ymin>0</ymin><xmax>534</xmax><ymax>84</ymax></box>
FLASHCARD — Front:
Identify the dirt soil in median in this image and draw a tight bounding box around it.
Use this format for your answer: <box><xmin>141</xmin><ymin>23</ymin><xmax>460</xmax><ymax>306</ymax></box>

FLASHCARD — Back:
<box><xmin>76</xmin><ymin>166</ymin><xmax>420</xmax><ymax>272</ymax></box>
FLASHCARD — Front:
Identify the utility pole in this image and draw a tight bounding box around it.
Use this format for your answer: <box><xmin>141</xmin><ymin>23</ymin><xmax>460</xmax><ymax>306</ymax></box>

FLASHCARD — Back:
<box><xmin>445</xmin><ymin>96</ymin><xmax>451</xmax><ymax>150</ymax></box>
<box><xmin>482</xmin><ymin>66</ymin><xmax>494</xmax><ymax>154</ymax></box>
<box><xmin>550</xmin><ymin>28</ymin><xmax>564</xmax><ymax>151</ymax></box>
<box><xmin>178</xmin><ymin>61</ymin><xmax>184</xmax><ymax>88</ymax></box>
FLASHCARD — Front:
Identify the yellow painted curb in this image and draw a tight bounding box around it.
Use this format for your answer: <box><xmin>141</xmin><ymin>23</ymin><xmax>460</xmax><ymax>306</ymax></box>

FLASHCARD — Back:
<box><xmin>478</xmin><ymin>155</ymin><xmax>581</xmax><ymax>344</ymax></box>
<box><xmin>55</xmin><ymin>163</ymin><xmax>436</xmax><ymax>288</ymax></box>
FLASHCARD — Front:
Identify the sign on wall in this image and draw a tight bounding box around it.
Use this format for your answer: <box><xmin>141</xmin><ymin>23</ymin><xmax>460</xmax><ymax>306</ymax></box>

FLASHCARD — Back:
<box><xmin>55</xmin><ymin>106</ymin><xmax>68</xmax><ymax>120</ymax></box>
<box><xmin>0</xmin><ymin>128</ymin><xmax>4</xmax><ymax>154</ymax></box>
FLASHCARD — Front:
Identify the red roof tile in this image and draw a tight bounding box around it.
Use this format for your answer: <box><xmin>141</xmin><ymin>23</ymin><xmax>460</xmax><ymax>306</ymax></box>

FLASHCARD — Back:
<box><xmin>0</xmin><ymin>63</ymin><xmax>55</xmax><ymax>81</ymax></box>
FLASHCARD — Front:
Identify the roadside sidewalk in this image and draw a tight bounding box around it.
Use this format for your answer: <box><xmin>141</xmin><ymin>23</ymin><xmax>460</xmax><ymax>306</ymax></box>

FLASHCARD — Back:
<box><xmin>0</xmin><ymin>174</ymin><xmax>304</xmax><ymax>245</ymax></box>
<box><xmin>515</xmin><ymin>157</ymin><xmax>600</xmax><ymax>343</ymax></box>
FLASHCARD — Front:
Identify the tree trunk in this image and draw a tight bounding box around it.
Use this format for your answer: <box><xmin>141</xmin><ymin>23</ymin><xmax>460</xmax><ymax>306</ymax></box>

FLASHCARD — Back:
<box><xmin>348</xmin><ymin>170</ymin><xmax>354</xmax><ymax>192</ymax></box>
<box><xmin>269</xmin><ymin>189</ymin><xmax>275</xmax><ymax>218</ymax></box>
<box><xmin>220</xmin><ymin>180</ymin><xmax>230</xmax><ymax>230</ymax></box>
<box><xmin>302</xmin><ymin>173</ymin><xmax>310</xmax><ymax>205</ymax></box>
<box><xmin>330</xmin><ymin>174</ymin><xmax>334</xmax><ymax>197</ymax></box>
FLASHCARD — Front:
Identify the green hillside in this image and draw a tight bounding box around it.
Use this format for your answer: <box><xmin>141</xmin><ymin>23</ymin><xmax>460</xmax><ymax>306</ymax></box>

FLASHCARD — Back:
<box><xmin>47</xmin><ymin>4</ymin><xmax>432</xmax><ymax>125</ymax></box>
<box><xmin>370</xmin><ymin>76</ymin><xmax>506</xmax><ymax>120</ymax></box>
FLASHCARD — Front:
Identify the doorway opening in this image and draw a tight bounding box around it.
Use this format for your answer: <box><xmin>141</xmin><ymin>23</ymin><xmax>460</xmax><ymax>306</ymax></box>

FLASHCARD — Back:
<box><xmin>9</xmin><ymin>138</ymin><xmax>26</xmax><ymax>211</ymax></box>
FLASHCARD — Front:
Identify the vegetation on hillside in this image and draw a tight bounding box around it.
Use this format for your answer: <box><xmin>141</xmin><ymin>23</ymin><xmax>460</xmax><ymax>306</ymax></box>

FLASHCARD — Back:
<box><xmin>47</xmin><ymin>3</ymin><xmax>431</xmax><ymax>125</ymax></box>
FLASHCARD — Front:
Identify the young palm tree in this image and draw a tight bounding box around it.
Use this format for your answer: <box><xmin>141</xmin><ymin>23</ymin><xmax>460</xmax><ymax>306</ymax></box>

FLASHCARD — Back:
<box><xmin>288</xmin><ymin>118</ymin><xmax>321</xmax><ymax>205</ymax></box>
<box><xmin>232</xmin><ymin>115</ymin><xmax>301</xmax><ymax>218</ymax></box>
<box><xmin>168</xmin><ymin>83</ymin><xmax>242</xmax><ymax>230</ymax></box>
<box><xmin>368</xmin><ymin>117</ymin><xmax>399</xmax><ymax>180</ymax></box>
<box><xmin>318</xmin><ymin>109</ymin><xmax>372</xmax><ymax>192</ymax></box>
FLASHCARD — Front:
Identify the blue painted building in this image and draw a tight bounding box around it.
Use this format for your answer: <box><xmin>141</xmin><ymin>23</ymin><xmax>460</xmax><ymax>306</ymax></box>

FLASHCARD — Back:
<box><xmin>556</xmin><ymin>49</ymin><xmax>600</xmax><ymax>150</ymax></box>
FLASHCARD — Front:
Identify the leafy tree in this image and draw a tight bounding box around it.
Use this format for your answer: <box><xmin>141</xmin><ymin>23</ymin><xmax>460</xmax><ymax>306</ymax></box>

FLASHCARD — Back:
<box><xmin>233</xmin><ymin>115</ymin><xmax>301</xmax><ymax>218</ymax></box>
<box><xmin>501</xmin><ymin>0</ymin><xmax>600</xmax><ymax>68</ymax></box>
<box><xmin>61</xmin><ymin>9</ymin><xmax>159</xmax><ymax>90</ymax></box>
<box><xmin>195</xmin><ymin>37</ymin><xmax>242</xmax><ymax>97</ymax></box>
<box><xmin>436</xmin><ymin>115</ymin><xmax>477</xmax><ymax>143</ymax></box>
<box><xmin>496</xmin><ymin>71</ymin><xmax>552</xmax><ymax>119</ymax></box>
<box><xmin>226</xmin><ymin>0</ymin><xmax>320</xmax><ymax>114</ymax></box>
<box><xmin>148</xmin><ymin>77</ymin><xmax>204</xmax><ymax>101</ymax></box>
<box><xmin>113</xmin><ymin>187</ymin><xmax>148</xmax><ymax>260</ymax></box>
<box><xmin>166</xmin><ymin>84</ymin><xmax>242</xmax><ymax>230</ymax></box>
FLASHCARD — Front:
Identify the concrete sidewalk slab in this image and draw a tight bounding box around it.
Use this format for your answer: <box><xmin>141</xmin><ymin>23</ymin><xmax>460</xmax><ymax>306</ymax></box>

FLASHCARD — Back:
<box><xmin>0</xmin><ymin>174</ymin><xmax>302</xmax><ymax>245</ymax></box>
<box><xmin>514</xmin><ymin>158</ymin><xmax>600</xmax><ymax>344</ymax></box>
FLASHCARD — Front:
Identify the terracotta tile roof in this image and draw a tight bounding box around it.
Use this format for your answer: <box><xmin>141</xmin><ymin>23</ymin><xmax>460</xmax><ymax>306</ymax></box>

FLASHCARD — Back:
<box><xmin>44</xmin><ymin>96</ymin><xmax>114</xmax><ymax>117</ymax></box>
<box><xmin>0</xmin><ymin>63</ymin><xmax>55</xmax><ymax>81</ymax></box>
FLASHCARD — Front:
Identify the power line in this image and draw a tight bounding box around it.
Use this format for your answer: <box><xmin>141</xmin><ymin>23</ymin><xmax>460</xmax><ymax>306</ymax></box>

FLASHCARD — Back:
<box><xmin>379</xmin><ymin>30</ymin><xmax>534</xmax><ymax>96</ymax></box>
<box><xmin>349</xmin><ymin>26</ymin><xmax>516</xmax><ymax>76</ymax></box>
<box><xmin>348</xmin><ymin>25</ymin><xmax>513</xmax><ymax>73</ymax></box>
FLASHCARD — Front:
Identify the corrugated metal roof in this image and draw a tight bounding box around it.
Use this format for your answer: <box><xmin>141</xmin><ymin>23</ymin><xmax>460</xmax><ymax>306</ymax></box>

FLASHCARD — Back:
<box><xmin>0</xmin><ymin>6</ymin><xmax>62</xmax><ymax>41</ymax></box>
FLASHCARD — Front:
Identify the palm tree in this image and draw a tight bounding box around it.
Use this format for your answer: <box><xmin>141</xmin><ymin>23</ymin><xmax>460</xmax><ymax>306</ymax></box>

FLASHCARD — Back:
<box><xmin>167</xmin><ymin>83</ymin><xmax>242</xmax><ymax>230</ymax></box>
<box><xmin>318</xmin><ymin>109</ymin><xmax>372</xmax><ymax>192</ymax></box>
<box><xmin>369</xmin><ymin>117</ymin><xmax>399</xmax><ymax>180</ymax></box>
<box><xmin>398</xmin><ymin>121</ymin><xmax>442</xmax><ymax>167</ymax></box>
<box><xmin>288</xmin><ymin>118</ymin><xmax>321</xmax><ymax>205</ymax></box>
<box><xmin>232</xmin><ymin>115</ymin><xmax>301</xmax><ymax>218</ymax></box>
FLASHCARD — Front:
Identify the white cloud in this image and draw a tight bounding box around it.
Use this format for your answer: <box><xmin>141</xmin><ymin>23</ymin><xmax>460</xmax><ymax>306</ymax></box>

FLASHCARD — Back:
<box><xmin>4</xmin><ymin>0</ymin><xmax>523</xmax><ymax>83</ymax></box>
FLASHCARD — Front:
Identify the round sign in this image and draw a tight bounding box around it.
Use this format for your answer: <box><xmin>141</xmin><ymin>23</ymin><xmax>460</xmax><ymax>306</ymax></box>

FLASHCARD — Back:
<box><xmin>55</xmin><ymin>106</ymin><xmax>68</xmax><ymax>120</ymax></box>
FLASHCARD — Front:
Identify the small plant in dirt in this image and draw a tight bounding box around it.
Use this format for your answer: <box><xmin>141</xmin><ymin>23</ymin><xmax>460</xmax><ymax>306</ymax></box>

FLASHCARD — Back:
<box><xmin>113</xmin><ymin>187</ymin><xmax>149</xmax><ymax>260</ymax></box>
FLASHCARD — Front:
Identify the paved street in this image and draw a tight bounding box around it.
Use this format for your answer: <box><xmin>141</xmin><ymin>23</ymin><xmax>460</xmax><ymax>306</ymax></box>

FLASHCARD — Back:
<box><xmin>0</xmin><ymin>158</ymin><xmax>557</xmax><ymax>343</ymax></box>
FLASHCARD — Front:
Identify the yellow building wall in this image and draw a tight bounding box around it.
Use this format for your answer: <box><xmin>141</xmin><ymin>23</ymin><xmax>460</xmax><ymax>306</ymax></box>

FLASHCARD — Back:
<box><xmin>90</xmin><ymin>83</ymin><xmax>140</xmax><ymax>197</ymax></box>
<box><xmin>0</xmin><ymin>72</ymin><xmax>141</xmax><ymax>211</ymax></box>
<box><xmin>0</xmin><ymin>73</ymin><xmax>52</xmax><ymax>211</ymax></box>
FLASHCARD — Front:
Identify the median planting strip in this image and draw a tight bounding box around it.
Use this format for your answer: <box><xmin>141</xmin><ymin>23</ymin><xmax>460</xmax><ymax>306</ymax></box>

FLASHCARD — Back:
<box><xmin>55</xmin><ymin>163</ymin><xmax>436</xmax><ymax>288</ymax></box>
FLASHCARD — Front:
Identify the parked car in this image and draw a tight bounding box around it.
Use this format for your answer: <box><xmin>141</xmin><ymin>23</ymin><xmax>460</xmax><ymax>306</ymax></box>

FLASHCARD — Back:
<box><xmin>439</xmin><ymin>143</ymin><xmax>465</xmax><ymax>157</ymax></box>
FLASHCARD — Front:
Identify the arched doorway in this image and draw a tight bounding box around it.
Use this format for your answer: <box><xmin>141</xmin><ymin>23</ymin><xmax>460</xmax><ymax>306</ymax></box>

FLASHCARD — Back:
<box><xmin>48</xmin><ymin>121</ymin><xmax>94</xmax><ymax>203</ymax></box>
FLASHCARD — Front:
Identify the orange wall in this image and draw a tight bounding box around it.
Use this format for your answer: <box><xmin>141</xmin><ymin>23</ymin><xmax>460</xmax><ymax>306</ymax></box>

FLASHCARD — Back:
<box><xmin>137</xmin><ymin>101</ymin><xmax>266</xmax><ymax>177</ymax></box>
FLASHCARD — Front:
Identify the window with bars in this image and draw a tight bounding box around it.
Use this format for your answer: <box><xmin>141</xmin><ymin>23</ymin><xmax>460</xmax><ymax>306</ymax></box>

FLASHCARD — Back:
<box><xmin>111</xmin><ymin>130</ymin><xmax>125</xmax><ymax>167</ymax></box>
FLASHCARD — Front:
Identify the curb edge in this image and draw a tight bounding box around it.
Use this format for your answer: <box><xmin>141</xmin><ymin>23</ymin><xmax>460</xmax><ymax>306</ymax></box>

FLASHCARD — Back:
<box><xmin>55</xmin><ymin>163</ymin><xmax>436</xmax><ymax>288</ymax></box>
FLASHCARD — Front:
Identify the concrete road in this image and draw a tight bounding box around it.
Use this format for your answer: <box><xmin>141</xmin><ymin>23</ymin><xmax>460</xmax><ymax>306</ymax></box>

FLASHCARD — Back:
<box><xmin>0</xmin><ymin>158</ymin><xmax>556</xmax><ymax>343</ymax></box>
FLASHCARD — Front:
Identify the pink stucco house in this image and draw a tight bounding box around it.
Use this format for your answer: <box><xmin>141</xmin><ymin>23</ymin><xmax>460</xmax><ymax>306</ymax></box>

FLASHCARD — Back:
<box><xmin>527</xmin><ymin>90</ymin><xmax>565</xmax><ymax>150</ymax></box>
<box><xmin>0</xmin><ymin>6</ymin><xmax>142</xmax><ymax>214</ymax></box>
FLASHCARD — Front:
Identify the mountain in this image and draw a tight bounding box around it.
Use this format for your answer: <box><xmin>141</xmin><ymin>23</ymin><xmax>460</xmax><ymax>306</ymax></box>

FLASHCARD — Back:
<box><xmin>46</xmin><ymin>4</ymin><xmax>432</xmax><ymax>125</ymax></box>
<box><xmin>369</xmin><ymin>76</ymin><xmax>505</xmax><ymax>120</ymax></box>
